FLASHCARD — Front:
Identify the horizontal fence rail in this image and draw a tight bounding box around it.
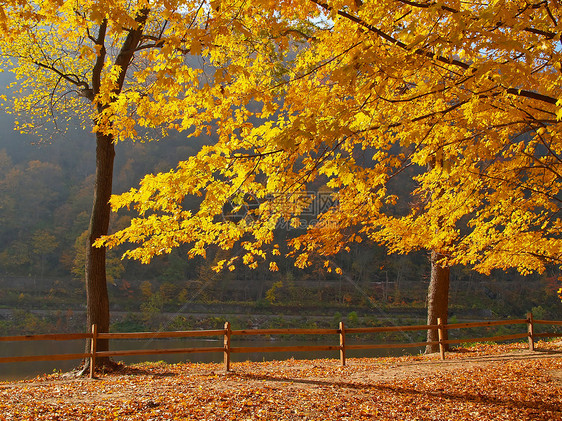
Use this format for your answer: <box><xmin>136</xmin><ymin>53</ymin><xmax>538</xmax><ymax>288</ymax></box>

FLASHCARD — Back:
<box><xmin>0</xmin><ymin>332</ymin><xmax>93</xmax><ymax>365</ymax></box>
<box><xmin>1</xmin><ymin>312</ymin><xmax>560</xmax><ymax>378</ymax></box>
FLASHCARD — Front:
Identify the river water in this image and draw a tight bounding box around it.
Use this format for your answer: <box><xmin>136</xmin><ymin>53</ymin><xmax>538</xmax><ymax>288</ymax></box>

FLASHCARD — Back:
<box><xmin>1</xmin><ymin>338</ymin><xmax>423</xmax><ymax>381</ymax></box>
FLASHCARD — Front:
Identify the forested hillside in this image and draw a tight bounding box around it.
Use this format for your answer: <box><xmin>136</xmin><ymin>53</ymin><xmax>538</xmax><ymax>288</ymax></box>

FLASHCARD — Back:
<box><xmin>0</xmin><ymin>109</ymin><xmax>559</xmax><ymax>334</ymax></box>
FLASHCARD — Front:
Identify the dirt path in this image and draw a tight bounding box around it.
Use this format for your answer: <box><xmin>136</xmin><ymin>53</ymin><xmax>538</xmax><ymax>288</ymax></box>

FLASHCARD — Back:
<box><xmin>1</xmin><ymin>342</ymin><xmax>561</xmax><ymax>420</ymax></box>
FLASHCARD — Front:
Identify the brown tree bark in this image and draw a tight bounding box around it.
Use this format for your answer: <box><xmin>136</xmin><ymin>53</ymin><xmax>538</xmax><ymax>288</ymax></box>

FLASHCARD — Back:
<box><xmin>80</xmin><ymin>10</ymin><xmax>150</xmax><ymax>373</ymax></box>
<box><xmin>83</xmin><ymin>132</ymin><xmax>115</xmax><ymax>368</ymax></box>
<box><xmin>425</xmin><ymin>250</ymin><xmax>450</xmax><ymax>354</ymax></box>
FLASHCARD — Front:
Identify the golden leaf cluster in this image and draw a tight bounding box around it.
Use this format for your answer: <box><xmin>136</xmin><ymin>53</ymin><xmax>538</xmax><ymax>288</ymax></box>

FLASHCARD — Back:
<box><xmin>2</xmin><ymin>1</ymin><xmax>561</xmax><ymax>276</ymax></box>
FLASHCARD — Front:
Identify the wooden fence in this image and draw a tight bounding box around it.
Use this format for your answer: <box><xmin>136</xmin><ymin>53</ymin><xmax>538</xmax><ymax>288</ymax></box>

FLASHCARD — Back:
<box><xmin>1</xmin><ymin>312</ymin><xmax>561</xmax><ymax>379</ymax></box>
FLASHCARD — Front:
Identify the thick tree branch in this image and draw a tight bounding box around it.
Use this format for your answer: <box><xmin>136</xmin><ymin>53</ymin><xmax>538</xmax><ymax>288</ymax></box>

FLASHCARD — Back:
<box><xmin>309</xmin><ymin>0</ymin><xmax>559</xmax><ymax>106</ymax></box>
<box><xmin>92</xmin><ymin>19</ymin><xmax>108</xmax><ymax>102</ymax></box>
<box><xmin>394</xmin><ymin>0</ymin><xmax>557</xmax><ymax>39</ymax></box>
<box><xmin>114</xmin><ymin>9</ymin><xmax>150</xmax><ymax>93</ymax></box>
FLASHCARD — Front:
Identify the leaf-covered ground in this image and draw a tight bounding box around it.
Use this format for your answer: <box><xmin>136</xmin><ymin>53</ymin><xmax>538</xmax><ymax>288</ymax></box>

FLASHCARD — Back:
<box><xmin>1</xmin><ymin>342</ymin><xmax>561</xmax><ymax>420</ymax></box>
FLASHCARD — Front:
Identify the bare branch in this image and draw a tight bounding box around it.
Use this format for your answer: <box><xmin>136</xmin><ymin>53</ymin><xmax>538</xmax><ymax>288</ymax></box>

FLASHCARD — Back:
<box><xmin>32</xmin><ymin>59</ymin><xmax>92</xmax><ymax>98</ymax></box>
<box><xmin>272</xmin><ymin>41</ymin><xmax>363</xmax><ymax>90</ymax></box>
<box><xmin>231</xmin><ymin>149</ymin><xmax>285</xmax><ymax>159</ymax></box>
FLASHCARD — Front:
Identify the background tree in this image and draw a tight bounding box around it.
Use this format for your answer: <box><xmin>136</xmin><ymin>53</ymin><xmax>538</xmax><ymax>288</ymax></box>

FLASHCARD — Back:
<box><xmin>31</xmin><ymin>230</ymin><xmax>59</xmax><ymax>281</ymax></box>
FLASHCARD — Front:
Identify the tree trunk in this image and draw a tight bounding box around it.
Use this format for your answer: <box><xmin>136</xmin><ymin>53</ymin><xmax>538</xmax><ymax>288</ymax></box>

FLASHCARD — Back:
<box><xmin>79</xmin><ymin>10</ymin><xmax>149</xmax><ymax>373</ymax></box>
<box><xmin>425</xmin><ymin>250</ymin><xmax>450</xmax><ymax>354</ymax></box>
<box><xmin>84</xmin><ymin>132</ymin><xmax>115</xmax><ymax>368</ymax></box>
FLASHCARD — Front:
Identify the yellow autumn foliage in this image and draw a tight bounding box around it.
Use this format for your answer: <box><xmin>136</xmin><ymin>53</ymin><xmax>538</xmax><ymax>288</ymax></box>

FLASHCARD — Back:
<box><xmin>12</xmin><ymin>0</ymin><xmax>553</xmax><ymax>277</ymax></box>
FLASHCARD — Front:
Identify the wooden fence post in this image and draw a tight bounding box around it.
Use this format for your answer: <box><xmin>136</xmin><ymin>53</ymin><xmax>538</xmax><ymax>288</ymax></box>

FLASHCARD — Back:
<box><xmin>89</xmin><ymin>324</ymin><xmax>97</xmax><ymax>379</ymax></box>
<box><xmin>437</xmin><ymin>318</ymin><xmax>445</xmax><ymax>360</ymax></box>
<box><xmin>339</xmin><ymin>321</ymin><xmax>346</xmax><ymax>366</ymax></box>
<box><xmin>527</xmin><ymin>312</ymin><xmax>535</xmax><ymax>351</ymax></box>
<box><xmin>224</xmin><ymin>321</ymin><xmax>231</xmax><ymax>372</ymax></box>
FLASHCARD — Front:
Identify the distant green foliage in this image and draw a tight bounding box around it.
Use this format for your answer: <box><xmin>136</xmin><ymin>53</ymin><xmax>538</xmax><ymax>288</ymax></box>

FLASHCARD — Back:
<box><xmin>531</xmin><ymin>305</ymin><xmax>547</xmax><ymax>320</ymax></box>
<box><xmin>347</xmin><ymin>311</ymin><xmax>359</xmax><ymax>327</ymax></box>
<box><xmin>111</xmin><ymin>314</ymin><xmax>146</xmax><ymax>333</ymax></box>
<box><xmin>0</xmin><ymin>128</ymin><xmax>559</xmax><ymax>327</ymax></box>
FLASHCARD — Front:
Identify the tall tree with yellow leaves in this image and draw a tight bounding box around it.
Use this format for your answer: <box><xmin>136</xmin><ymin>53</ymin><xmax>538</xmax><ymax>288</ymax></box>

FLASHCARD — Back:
<box><xmin>100</xmin><ymin>0</ymin><xmax>562</xmax><ymax>351</ymax></box>
<box><xmin>0</xmin><ymin>0</ymin><xmax>310</xmax><ymax>368</ymax></box>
